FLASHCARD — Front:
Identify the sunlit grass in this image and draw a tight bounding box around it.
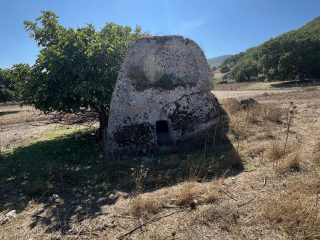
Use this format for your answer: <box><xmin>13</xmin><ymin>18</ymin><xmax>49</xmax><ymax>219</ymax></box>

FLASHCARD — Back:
<box><xmin>0</xmin><ymin>125</ymin><xmax>241</xmax><ymax>212</ymax></box>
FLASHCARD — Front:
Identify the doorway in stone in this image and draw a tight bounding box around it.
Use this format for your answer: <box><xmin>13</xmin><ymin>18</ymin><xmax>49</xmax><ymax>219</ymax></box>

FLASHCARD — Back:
<box><xmin>156</xmin><ymin>120</ymin><xmax>172</xmax><ymax>146</ymax></box>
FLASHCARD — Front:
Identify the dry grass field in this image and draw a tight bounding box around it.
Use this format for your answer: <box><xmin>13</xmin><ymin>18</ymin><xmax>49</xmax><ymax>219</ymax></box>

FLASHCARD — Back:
<box><xmin>0</xmin><ymin>83</ymin><xmax>320</xmax><ymax>239</ymax></box>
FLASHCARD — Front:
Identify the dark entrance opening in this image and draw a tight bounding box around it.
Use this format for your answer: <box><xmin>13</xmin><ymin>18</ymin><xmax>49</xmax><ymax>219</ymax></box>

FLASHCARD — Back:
<box><xmin>156</xmin><ymin>120</ymin><xmax>172</xmax><ymax>146</ymax></box>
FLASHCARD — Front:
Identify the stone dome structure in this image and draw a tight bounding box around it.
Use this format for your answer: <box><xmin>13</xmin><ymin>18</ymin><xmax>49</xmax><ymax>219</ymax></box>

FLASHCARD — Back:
<box><xmin>106</xmin><ymin>36</ymin><xmax>226</xmax><ymax>155</ymax></box>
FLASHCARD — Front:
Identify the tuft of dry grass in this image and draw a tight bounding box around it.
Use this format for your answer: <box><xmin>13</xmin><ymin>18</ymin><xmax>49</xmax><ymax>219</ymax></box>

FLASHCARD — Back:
<box><xmin>147</xmin><ymin>227</ymin><xmax>164</xmax><ymax>240</ymax></box>
<box><xmin>312</xmin><ymin>152</ymin><xmax>320</xmax><ymax>167</ymax></box>
<box><xmin>266</xmin><ymin>143</ymin><xmax>287</xmax><ymax>162</ymax></box>
<box><xmin>223</xmin><ymin>98</ymin><xmax>284</xmax><ymax>145</ymax></box>
<box><xmin>264</xmin><ymin>193</ymin><xmax>320</xmax><ymax>240</ymax></box>
<box><xmin>128</xmin><ymin>194</ymin><xmax>161</xmax><ymax>218</ymax></box>
<box><xmin>275</xmin><ymin>153</ymin><xmax>301</xmax><ymax>175</ymax></box>
<box><xmin>223</xmin><ymin>98</ymin><xmax>284</xmax><ymax>124</ymax></box>
<box><xmin>263</xmin><ymin>169</ymin><xmax>320</xmax><ymax>240</ymax></box>
<box><xmin>222</xmin><ymin>98</ymin><xmax>243</xmax><ymax>114</ymax></box>
<box><xmin>266</xmin><ymin>141</ymin><xmax>299</xmax><ymax>171</ymax></box>
<box><xmin>177</xmin><ymin>182</ymin><xmax>198</xmax><ymax>206</ymax></box>
<box><xmin>175</xmin><ymin>181</ymin><xmax>220</xmax><ymax>207</ymax></box>
<box><xmin>261</xmin><ymin>104</ymin><xmax>284</xmax><ymax>123</ymax></box>
<box><xmin>202</xmin><ymin>184</ymin><xmax>220</xmax><ymax>204</ymax></box>
<box><xmin>194</xmin><ymin>204</ymin><xmax>240</xmax><ymax>231</ymax></box>
<box><xmin>244</xmin><ymin>103</ymin><xmax>284</xmax><ymax>124</ymax></box>
<box><xmin>244</xmin><ymin>105</ymin><xmax>260</xmax><ymax>124</ymax></box>
<box><xmin>301</xmin><ymin>170</ymin><xmax>320</xmax><ymax>194</ymax></box>
<box><xmin>229</xmin><ymin>116</ymin><xmax>248</xmax><ymax>140</ymax></box>
<box><xmin>312</xmin><ymin>142</ymin><xmax>320</xmax><ymax>166</ymax></box>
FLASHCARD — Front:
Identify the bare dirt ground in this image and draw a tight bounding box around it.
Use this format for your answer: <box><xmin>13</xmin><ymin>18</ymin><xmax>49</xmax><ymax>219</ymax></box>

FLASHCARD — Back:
<box><xmin>1</xmin><ymin>85</ymin><xmax>320</xmax><ymax>240</ymax></box>
<box><xmin>0</xmin><ymin>104</ymin><xmax>56</xmax><ymax>150</ymax></box>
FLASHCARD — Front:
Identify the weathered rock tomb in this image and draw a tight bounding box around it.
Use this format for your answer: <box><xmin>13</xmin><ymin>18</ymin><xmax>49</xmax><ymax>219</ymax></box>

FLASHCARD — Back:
<box><xmin>106</xmin><ymin>36</ymin><xmax>226</xmax><ymax>155</ymax></box>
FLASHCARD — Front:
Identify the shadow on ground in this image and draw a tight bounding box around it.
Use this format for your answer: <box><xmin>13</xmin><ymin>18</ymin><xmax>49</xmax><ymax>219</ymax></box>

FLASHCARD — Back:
<box><xmin>271</xmin><ymin>79</ymin><xmax>320</xmax><ymax>88</ymax></box>
<box><xmin>0</xmin><ymin>130</ymin><xmax>242</xmax><ymax>234</ymax></box>
<box><xmin>0</xmin><ymin>110</ymin><xmax>21</xmax><ymax>116</ymax></box>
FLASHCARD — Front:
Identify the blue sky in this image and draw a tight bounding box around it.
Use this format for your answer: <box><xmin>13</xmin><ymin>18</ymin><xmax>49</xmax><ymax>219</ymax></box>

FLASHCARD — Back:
<box><xmin>0</xmin><ymin>0</ymin><xmax>319</xmax><ymax>68</ymax></box>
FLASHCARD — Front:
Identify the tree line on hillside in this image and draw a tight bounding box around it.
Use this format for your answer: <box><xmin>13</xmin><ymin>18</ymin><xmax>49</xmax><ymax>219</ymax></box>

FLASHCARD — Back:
<box><xmin>220</xmin><ymin>16</ymin><xmax>320</xmax><ymax>82</ymax></box>
<box><xmin>1</xmin><ymin>11</ymin><xmax>148</xmax><ymax>139</ymax></box>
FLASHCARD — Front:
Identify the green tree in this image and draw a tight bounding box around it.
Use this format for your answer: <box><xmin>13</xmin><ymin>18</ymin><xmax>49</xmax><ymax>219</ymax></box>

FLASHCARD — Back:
<box><xmin>211</xmin><ymin>66</ymin><xmax>217</xmax><ymax>71</ymax></box>
<box><xmin>0</xmin><ymin>64</ymin><xmax>30</xmax><ymax>103</ymax></box>
<box><xmin>10</xmin><ymin>64</ymin><xmax>31</xmax><ymax>101</ymax></box>
<box><xmin>23</xmin><ymin>11</ymin><xmax>147</xmax><ymax>137</ymax></box>
<box><xmin>259</xmin><ymin>36</ymin><xmax>320</xmax><ymax>81</ymax></box>
<box><xmin>229</xmin><ymin>59</ymin><xmax>258</xmax><ymax>82</ymax></box>
<box><xmin>220</xmin><ymin>65</ymin><xmax>230</xmax><ymax>73</ymax></box>
<box><xmin>0</xmin><ymin>68</ymin><xmax>15</xmax><ymax>102</ymax></box>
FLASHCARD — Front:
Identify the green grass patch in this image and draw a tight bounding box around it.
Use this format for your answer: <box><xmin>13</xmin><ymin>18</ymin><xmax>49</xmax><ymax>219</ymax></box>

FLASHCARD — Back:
<box><xmin>1</xmin><ymin>129</ymin><xmax>102</xmax><ymax>199</ymax></box>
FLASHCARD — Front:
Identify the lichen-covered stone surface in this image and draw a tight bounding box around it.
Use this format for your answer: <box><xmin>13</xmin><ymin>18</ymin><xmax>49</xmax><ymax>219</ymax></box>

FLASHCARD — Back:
<box><xmin>106</xmin><ymin>36</ymin><xmax>227</xmax><ymax>155</ymax></box>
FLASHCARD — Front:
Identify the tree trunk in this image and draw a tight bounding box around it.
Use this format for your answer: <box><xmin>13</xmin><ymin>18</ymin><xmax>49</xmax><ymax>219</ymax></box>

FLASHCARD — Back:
<box><xmin>298</xmin><ymin>72</ymin><xmax>305</xmax><ymax>81</ymax></box>
<box><xmin>96</xmin><ymin>107</ymin><xmax>108</xmax><ymax>158</ymax></box>
<box><xmin>298</xmin><ymin>67</ymin><xmax>305</xmax><ymax>81</ymax></box>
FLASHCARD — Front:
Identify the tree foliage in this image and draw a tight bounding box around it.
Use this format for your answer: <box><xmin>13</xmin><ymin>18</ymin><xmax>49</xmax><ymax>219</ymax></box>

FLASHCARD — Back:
<box><xmin>0</xmin><ymin>68</ymin><xmax>15</xmax><ymax>102</ymax></box>
<box><xmin>221</xmin><ymin>16</ymin><xmax>320</xmax><ymax>82</ymax></box>
<box><xmin>0</xmin><ymin>64</ymin><xmax>31</xmax><ymax>103</ymax></box>
<box><xmin>23</xmin><ymin>11</ymin><xmax>148</xmax><ymax>135</ymax></box>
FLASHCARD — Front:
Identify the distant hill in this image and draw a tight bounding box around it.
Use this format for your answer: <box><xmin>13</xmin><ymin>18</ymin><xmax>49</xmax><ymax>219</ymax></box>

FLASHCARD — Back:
<box><xmin>207</xmin><ymin>55</ymin><xmax>232</xmax><ymax>68</ymax></box>
<box><xmin>221</xmin><ymin>16</ymin><xmax>320</xmax><ymax>82</ymax></box>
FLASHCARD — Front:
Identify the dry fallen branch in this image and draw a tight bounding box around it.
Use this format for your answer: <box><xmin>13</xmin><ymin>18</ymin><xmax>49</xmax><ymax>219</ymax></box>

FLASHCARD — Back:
<box><xmin>237</xmin><ymin>197</ymin><xmax>256</xmax><ymax>207</ymax></box>
<box><xmin>117</xmin><ymin>209</ymin><xmax>182</xmax><ymax>240</ymax></box>
<box><xmin>219</xmin><ymin>189</ymin><xmax>238</xmax><ymax>201</ymax></box>
<box><xmin>113</xmin><ymin>214</ymin><xmax>136</xmax><ymax>220</ymax></box>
